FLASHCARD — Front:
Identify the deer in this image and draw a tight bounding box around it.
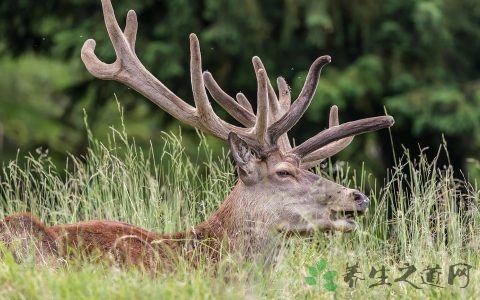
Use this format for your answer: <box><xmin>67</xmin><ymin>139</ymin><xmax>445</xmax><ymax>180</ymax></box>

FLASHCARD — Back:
<box><xmin>0</xmin><ymin>0</ymin><xmax>394</xmax><ymax>272</ymax></box>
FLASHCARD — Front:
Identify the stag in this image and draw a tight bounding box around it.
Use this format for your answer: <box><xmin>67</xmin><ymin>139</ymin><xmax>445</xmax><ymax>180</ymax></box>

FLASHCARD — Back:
<box><xmin>0</xmin><ymin>0</ymin><xmax>394</xmax><ymax>272</ymax></box>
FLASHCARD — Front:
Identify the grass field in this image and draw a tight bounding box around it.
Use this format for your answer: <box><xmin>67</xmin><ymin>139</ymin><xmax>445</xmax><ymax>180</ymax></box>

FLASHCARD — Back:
<box><xmin>1</xmin><ymin>122</ymin><xmax>479</xmax><ymax>299</ymax></box>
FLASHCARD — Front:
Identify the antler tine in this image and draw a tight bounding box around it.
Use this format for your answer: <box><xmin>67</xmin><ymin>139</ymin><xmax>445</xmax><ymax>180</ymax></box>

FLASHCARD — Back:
<box><xmin>277</xmin><ymin>77</ymin><xmax>291</xmax><ymax>112</ymax></box>
<box><xmin>255</xmin><ymin>69</ymin><xmax>269</xmax><ymax>142</ymax></box>
<box><xmin>299</xmin><ymin>140</ymin><xmax>352</xmax><ymax>169</ymax></box>
<box><xmin>329</xmin><ymin>105</ymin><xmax>339</xmax><ymax>126</ymax></box>
<box><xmin>81</xmin><ymin>0</ymin><xmax>131</xmax><ymax>79</ymax></box>
<box><xmin>203</xmin><ymin>72</ymin><xmax>255</xmax><ymax>127</ymax></box>
<box><xmin>189</xmin><ymin>34</ymin><xmax>228</xmax><ymax>135</ymax></box>
<box><xmin>252</xmin><ymin>57</ymin><xmax>296</xmax><ymax>151</ymax></box>
<box><xmin>252</xmin><ymin>57</ymin><xmax>294</xmax><ymax>151</ymax></box>
<box><xmin>291</xmin><ymin>115</ymin><xmax>394</xmax><ymax>159</ymax></box>
<box><xmin>123</xmin><ymin>10</ymin><xmax>138</xmax><ymax>50</ymax></box>
<box><xmin>82</xmin><ymin>1</ymin><xmax>138</xmax><ymax>78</ymax></box>
<box><xmin>273</xmin><ymin>77</ymin><xmax>293</xmax><ymax>152</ymax></box>
<box><xmin>252</xmin><ymin>57</ymin><xmax>281</xmax><ymax>119</ymax></box>
<box><xmin>236</xmin><ymin>93</ymin><xmax>254</xmax><ymax>114</ymax></box>
<box><xmin>267</xmin><ymin>56</ymin><xmax>331</xmax><ymax>144</ymax></box>
<box><xmin>299</xmin><ymin>106</ymin><xmax>354</xmax><ymax>168</ymax></box>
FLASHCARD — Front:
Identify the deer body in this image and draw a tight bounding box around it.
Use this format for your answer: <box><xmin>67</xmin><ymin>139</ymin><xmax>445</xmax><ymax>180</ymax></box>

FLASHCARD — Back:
<box><xmin>1</xmin><ymin>212</ymin><xmax>222</xmax><ymax>271</ymax></box>
<box><xmin>0</xmin><ymin>0</ymin><xmax>394</xmax><ymax>272</ymax></box>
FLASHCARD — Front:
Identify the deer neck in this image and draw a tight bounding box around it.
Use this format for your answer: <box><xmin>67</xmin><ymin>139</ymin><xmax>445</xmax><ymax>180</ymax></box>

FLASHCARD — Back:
<box><xmin>156</xmin><ymin>182</ymin><xmax>280</xmax><ymax>266</ymax></box>
<box><xmin>197</xmin><ymin>182</ymin><xmax>280</xmax><ymax>258</ymax></box>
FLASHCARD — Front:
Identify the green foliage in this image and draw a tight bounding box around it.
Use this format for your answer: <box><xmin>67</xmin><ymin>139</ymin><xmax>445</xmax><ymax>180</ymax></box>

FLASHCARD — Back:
<box><xmin>387</xmin><ymin>86</ymin><xmax>480</xmax><ymax>135</ymax></box>
<box><xmin>0</xmin><ymin>55</ymin><xmax>83</xmax><ymax>153</ymax></box>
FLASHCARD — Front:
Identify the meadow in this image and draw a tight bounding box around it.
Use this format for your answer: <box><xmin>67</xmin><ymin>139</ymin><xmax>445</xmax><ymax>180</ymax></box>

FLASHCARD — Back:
<box><xmin>0</xmin><ymin>119</ymin><xmax>479</xmax><ymax>300</ymax></box>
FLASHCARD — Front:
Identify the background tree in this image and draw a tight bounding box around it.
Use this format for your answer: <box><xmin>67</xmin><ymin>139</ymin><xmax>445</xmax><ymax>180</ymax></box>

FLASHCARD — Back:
<box><xmin>1</xmin><ymin>0</ymin><xmax>480</xmax><ymax>182</ymax></box>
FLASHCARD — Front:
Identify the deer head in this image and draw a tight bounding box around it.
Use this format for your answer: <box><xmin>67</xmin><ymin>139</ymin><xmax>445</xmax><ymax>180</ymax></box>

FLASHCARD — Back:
<box><xmin>79</xmin><ymin>0</ymin><xmax>393</xmax><ymax>257</ymax></box>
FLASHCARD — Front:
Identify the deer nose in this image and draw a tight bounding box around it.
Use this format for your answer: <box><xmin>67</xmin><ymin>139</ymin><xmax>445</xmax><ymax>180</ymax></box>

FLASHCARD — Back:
<box><xmin>352</xmin><ymin>191</ymin><xmax>369</xmax><ymax>209</ymax></box>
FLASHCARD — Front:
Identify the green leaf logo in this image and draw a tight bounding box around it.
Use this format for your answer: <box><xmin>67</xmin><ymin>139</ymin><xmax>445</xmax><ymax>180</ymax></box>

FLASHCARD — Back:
<box><xmin>323</xmin><ymin>270</ymin><xmax>337</xmax><ymax>281</ymax></box>
<box><xmin>317</xmin><ymin>259</ymin><xmax>327</xmax><ymax>272</ymax></box>
<box><xmin>308</xmin><ymin>266</ymin><xmax>319</xmax><ymax>277</ymax></box>
<box><xmin>324</xmin><ymin>281</ymin><xmax>339</xmax><ymax>291</ymax></box>
<box><xmin>305</xmin><ymin>276</ymin><xmax>317</xmax><ymax>286</ymax></box>
<box><xmin>304</xmin><ymin>259</ymin><xmax>338</xmax><ymax>292</ymax></box>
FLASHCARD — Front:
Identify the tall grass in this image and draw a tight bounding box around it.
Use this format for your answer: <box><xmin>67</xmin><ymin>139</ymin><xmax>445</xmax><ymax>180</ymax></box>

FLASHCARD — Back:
<box><xmin>0</xmin><ymin>120</ymin><xmax>479</xmax><ymax>299</ymax></box>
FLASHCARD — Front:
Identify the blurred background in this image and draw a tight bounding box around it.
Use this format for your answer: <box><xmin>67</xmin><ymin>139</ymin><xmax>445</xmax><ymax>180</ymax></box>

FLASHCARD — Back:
<box><xmin>1</xmin><ymin>0</ymin><xmax>480</xmax><ymax>183</ymax></box>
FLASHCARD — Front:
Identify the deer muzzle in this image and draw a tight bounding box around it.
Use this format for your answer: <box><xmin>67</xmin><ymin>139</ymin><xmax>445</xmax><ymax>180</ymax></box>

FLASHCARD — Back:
<box><xmin>352</xmin><ymin>191</ymin><xmax>369</xmax><ymax>211</ymax></box>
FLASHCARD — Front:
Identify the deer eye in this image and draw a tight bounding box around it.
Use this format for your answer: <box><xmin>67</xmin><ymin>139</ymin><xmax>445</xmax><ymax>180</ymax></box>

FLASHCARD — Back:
<box><xmin>276</xmin><ymin>170</ymin><xmax>293</xmax><ymax>178</ymax></box>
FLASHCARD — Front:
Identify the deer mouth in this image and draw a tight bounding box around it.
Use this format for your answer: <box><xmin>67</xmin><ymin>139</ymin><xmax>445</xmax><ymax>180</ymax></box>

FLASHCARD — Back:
<box><xmin>276</xmin><ymin>209</ymin><xmax>367</xmax><ymax>235</ymax></box>
<box><xmin>329</xmin><ymin>209</ymin><xmax>366</xmax><ymax>232</ymax></box>
<box><xmin>333</xmin><ymin>210</ymin><xmax>366</xmax><ymax>220</ymax></box>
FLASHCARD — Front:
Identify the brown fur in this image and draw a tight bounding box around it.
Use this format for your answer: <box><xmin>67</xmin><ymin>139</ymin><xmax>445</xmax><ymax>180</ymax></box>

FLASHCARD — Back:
<box><xmin>0</xmin><ymin>211</ymin><xmax>230</xmax><ymax>272</ymax></box>
<box><xmin>0</xmin><ymin>213</ymin><xmax>59</xmax><ymax>264</ymax></box>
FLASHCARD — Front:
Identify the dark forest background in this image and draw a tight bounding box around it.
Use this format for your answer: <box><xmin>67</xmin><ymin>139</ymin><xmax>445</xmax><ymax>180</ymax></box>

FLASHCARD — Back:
<box><xmin>1</xmin><ymin>0</ymin><xmax>480</xmax><ymax>183</ymax></box>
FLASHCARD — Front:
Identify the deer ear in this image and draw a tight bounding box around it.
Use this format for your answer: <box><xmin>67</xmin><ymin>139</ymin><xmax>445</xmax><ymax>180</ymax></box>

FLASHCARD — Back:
<box><xmin>228</xmin><ymin>133</ymin><xmax>257</xmax><ymax>183</ymax></box>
